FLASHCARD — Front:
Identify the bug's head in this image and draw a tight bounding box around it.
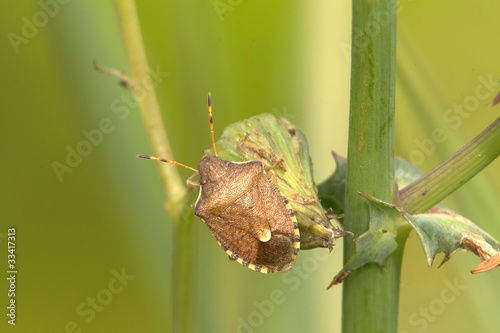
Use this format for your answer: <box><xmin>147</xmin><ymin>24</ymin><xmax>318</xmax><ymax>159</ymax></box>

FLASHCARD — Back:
<box><xmin>197</xmin><ymin>155</ymin><xmax>229</xmax><ymax>184</ymax></box>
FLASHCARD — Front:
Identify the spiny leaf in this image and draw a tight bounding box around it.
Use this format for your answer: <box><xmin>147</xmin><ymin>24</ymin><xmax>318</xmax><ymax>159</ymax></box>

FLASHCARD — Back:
<box><xmin>404</xmin><ymin>208</ymin><xmax>500</xmax><ymax>268</ymax></box>
<box><xmin>317</xmin><ymin>152</ymin><xmax>347</xmax><ymax>216</ymax></box>
<box><xmin>324</xmin><ymin>156</ymin><xmax>500</xmax><ymax>286</ymax></box>
<box><xmin>329</xmin><ymin>194</ymin><xmax>409</xmax><ymax>287</ymax></box>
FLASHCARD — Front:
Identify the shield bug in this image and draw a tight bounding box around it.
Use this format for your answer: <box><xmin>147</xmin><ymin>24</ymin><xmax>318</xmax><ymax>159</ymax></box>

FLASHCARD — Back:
<box><xmin>137</xmin><ymin>93</ymin><xmax>300</xmax><ymax>273</ymax></box>
<box><xmin>214</xmin><ymin>113</ymin><xmax>350</xmax><ymax>251</ymax></box>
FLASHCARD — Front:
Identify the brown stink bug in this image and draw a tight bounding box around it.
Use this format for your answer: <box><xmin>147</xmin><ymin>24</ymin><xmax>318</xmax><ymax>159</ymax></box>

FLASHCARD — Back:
<box><xmin>137</xmin><ymin>93</ymin><xmax>300</xmax><ymax>273</ymax></box>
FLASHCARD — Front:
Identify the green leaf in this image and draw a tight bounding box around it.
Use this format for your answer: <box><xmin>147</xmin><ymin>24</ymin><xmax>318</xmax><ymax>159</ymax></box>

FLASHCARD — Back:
<box><xmin>326</xmin><ymin>156</ymin><xmax>500</xmax><ymax>285</ymax></box>
<box><xmin>331</xmin><ymin>197</ymin><xmax>500</xmax><ymax>285</ymax></box>
<box><xmin>317</xmin><ymin>152</ymin><xmax>347</xmax><ymax>216</ymax></box>
<box><xmin>394</xmin><ymin>156</ymin><xmax>424</xmax><ymax>189</ymax></box>
<box><xmin>404</xmin><ymin>208</ymin><xmax>500</xmax><ymax>267</ymax></box>
<box><xmin>330</xmin><ymin>194</ymin><xmax>409</xmax><ymax>286</ymax></box>
<box><xmin>395</xmin><ymin>156</ymin><xmax>500</xmax><ymax>267</ymax></box>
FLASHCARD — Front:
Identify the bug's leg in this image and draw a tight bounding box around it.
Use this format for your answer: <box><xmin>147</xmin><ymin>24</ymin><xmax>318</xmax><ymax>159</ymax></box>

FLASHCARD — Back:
<box><xmin>186</xmin><ymin>172</ymin><xmax>200</xmax><ymax>188</ymax></box>
<box><xmin>325</xmin><ymin>208</ymin><xmax>344</xmax><ymax>220</ymax></box>
<box><xmin>238</xmin><ymin>134</ymin><xmax>287</xmax><ymax>172</ymax></box>
<box><xmin>235</xmin><ymin>133</ymin><xmax>252</xmax><ymax>161</ymax></box>
<box><xmin>265</xmin><ymin>157</ymin><xmax>286</xmax><ymax>173</ymax></box>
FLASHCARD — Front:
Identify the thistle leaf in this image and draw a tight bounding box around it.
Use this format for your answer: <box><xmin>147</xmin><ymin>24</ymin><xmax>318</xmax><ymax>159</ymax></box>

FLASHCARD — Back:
<box><xmin>324</xmin><ymin>156</ymin><xmax>500</xmax><ymax>286</ymax></box>
<box><xmin>405</xmin><ymin>208</ymin><xmax>500</xmax><ymax>268</ymax></box>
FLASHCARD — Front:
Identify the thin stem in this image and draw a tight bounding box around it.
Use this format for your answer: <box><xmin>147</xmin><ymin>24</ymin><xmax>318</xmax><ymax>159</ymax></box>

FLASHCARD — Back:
<box><xmin>114</xmin><ymin>2</ymin><xmax>196</xmax><ymax>333</ymax></box>
<box><xmin>114</xmin><ymin>0</ymin><xmax>186</xmax><ymax>212</ymax></box>
<box><xmin>399</xmin><ymin>117</ymin><xmax>500</xmax><ymax>214</ymax></box>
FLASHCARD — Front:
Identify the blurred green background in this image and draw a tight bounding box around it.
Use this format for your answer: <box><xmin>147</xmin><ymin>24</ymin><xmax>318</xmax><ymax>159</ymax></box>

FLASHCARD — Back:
<box><xmin>1</xmin><ymin>1</ymin><xmax>499</xmax><ymax>332</ymax></box>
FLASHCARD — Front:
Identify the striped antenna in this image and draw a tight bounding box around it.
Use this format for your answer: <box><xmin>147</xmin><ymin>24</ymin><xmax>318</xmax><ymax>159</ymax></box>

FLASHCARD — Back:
<box><xmin>137</xmin><ymin>93</ymin><xmax>217</xmax><ymax>170</ymax></box>
<box><xmin>136</xmin><ymin>154</ymin><xmax>198</xmax><ymax>172</ymax></box>
<box><xmin>207</xmin><ymin>92</ymin><xmax>218</xmax><ymax>156</ymax></box>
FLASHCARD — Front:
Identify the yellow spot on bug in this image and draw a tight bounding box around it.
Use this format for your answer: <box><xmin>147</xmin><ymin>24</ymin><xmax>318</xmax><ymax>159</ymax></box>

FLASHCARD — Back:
<box><xmin>257</xmin><ymin>229</ymin><xmax>272</xmax><ymax>242</ymax></box>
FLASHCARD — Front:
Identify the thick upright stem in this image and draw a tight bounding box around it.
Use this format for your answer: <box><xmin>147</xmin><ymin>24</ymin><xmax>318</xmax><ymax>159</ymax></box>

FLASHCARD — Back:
<box><xmin>342</xmin><ymin>1</ymin><xmax>399</xmax><ymax>332</ymax></box>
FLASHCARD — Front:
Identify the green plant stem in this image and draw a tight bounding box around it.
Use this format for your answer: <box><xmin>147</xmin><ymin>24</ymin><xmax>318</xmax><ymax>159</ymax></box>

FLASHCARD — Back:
<box><xmin>399</xmin><ymin>117</ymin><xmax>500</xmax><ymax>214</ymax></box>
<box><xmin>114</xmin><ymin>2</ymin><xmax>196</xmax><ymax>333</ymax></box>
<box><xmin>114</xmin><ymin>0</ymin><xmax>185</xmax><ymax>208</ymax></box>
<box><xmin>342</xmin><ymin>1</ymin><xmax>399</xmax><ymax>332</ymax></box>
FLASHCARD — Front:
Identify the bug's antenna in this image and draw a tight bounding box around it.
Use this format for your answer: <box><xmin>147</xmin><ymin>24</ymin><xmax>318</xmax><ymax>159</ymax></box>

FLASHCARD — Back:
<box><xmin>136</xmin><ymin>154</ymin><xmax>198</xmax><ymax>172</ymax></box>
<box><xmin>207</xmin><ymin>92</ymin><xmax>218</xmax><ymax>156</ymax></box>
